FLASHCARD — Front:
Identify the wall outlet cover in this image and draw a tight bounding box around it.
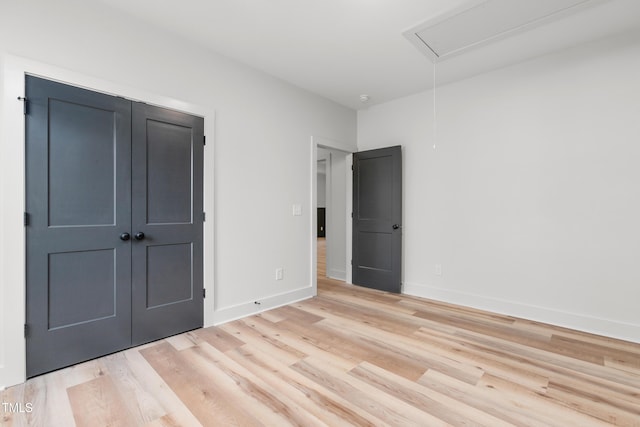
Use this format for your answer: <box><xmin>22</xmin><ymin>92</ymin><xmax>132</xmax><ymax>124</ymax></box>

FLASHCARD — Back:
<box><xmin>435</xmin><ymin>264</ymin><xmax>442</xmax><ymax>276</ymax></box>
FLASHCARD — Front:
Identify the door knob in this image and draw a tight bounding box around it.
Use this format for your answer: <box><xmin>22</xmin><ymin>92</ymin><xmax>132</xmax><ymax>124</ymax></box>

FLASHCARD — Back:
<box><xmin>134</xmin><ymin>232</ymin><xmax>145</xmax><ymax>241</ymax></box>
<box><xmin>392</xmin><ymin>224</ymin><xmax>401</xmax><ymax>230</ymax></box>
<box><xmin>120</xmin><ymin>232</ymin><xmax>130</xmax><ymax>241</ymax></box>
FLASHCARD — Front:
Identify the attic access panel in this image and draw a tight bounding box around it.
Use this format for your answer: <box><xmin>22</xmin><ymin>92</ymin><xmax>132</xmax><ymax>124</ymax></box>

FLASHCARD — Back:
<box><xmin>404</xmin><ymin>0</ymin><xmax>603</xmax><ymax>62</ymax></box>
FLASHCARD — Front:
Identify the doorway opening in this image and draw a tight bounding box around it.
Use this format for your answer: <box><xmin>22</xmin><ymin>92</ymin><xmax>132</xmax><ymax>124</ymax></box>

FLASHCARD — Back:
<box><xmin>311</xmin><ymin>138</ymin><xmax>403</xmax><ymax>296</ymax></box>
<box><xmin>311</xmin><ymin>138</ymin><xmax>353</xmax><ymax>293</ymax></box>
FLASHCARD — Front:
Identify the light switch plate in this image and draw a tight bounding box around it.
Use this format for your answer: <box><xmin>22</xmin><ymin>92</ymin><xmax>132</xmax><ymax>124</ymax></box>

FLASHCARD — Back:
<box><xmin>292</xmin><ymin>204</ymin><xmax>302</xmax><ymax>216</ymax></box>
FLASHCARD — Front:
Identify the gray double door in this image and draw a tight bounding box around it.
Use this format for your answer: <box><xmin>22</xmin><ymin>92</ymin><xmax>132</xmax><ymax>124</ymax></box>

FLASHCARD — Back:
<box><xmin>25</xmin><ymin>76</ymin><xmax>204</xmax><ymax>377</ymax></box>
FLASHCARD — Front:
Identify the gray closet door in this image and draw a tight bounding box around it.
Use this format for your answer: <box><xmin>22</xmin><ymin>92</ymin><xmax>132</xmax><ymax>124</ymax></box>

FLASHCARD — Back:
<box><xmin>25</xmin><ymin>76</ymin><xmax>133</xmax><ymax>377</ymax></box>
<box><xmin>352</xmin><ymin>146</ymin><xmax>402</xmax><ymax>293</ymax></box>
<box><xmin>131</xmin><ymin>102</ymin><xmax>204</xmax><ymax>345</ymax></box>
<box><xmin>26</xmin><ymin>76</ymin><xmax>205</xmax><ymax>377</ymax></box>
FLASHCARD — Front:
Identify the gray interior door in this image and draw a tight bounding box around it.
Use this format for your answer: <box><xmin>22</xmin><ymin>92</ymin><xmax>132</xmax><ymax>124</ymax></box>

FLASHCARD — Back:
<box><xmin>131</xmin><ymin>103</ymin><xmax>204</xmax><ymax>345</ymax></box>
<box><xmin>25</xmin><ymin>76</ymin><xmax>133</xmax><ymax>377</ymax></box>
<box><xmin>26</xmin><ymin>76</ymin><xmax>205</xmax><ymax>377</ymax></box>
<box><xmin>352</xmin><ymin>146</ymin><xmax>402</xmax><ymax>293</ymax></box>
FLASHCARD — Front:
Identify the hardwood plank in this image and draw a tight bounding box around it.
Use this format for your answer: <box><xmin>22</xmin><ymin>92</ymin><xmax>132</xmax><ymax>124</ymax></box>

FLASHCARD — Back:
<box><xmin>144</xmin><ymin>414</ymin><xmax>183</xmax><ymax>427</ymax></box>
<box><xmin>224</xmin><ymin>344</ymin><xmax>382</xmax><ymax>426</ymax></box>
<box><xmin>120</xmin><ymin>346</ymin><xmax>203</xmax><ymax>427</ymax></box>
<box><xmin>476</xmin><ymin>373</ymin><xmax>613</xmax><ymax>427</ymax></box>
<box><xmin>350</xmin><ymin>361</ymin><xmax>511</xmax><ymax>427</ymax></box>
<box><xmin>184</xmin><ymin>342</ymin><xmax>327</xmax><ymax>426</ymax></box>
<box><xmin>165</xmin><ymin>333</ymin><xmax>198</xmax><ymax>351</ymax></box>
<box><xmin>546</xmin><ymin>380</ymin><xmax>640</xmax><ymax>426</ymax></box>
<box><xmin>270</xmin><ymin>305</ymin><xmax>325</xmax><ymax>325</ymax></box>
<box><xmin>302</xmin><ymin>295</ymin><xmax>432</xmax><ymax>337</ymax></box>
<box><xmin>231</xmin><ymin>315</ymin><xmax>358</xmax><ymax>372</ymax></box>
<box><xmin>292</xmin><ymin>357</ymin><xmax>449</xmax><ymax>426</ymax></box>
<box><xmin>279</xmin><ymin>318</ymin><xmax>429</xmax><ymax>381</ymax></box>
<box><xmin>450</xmin><ymin>328</ymin><xmax>640</xmax><ymax>389</ymax></box>
<box><xmin>550</xmin><ymin>334</ymin><xmax>640</xmax><ymax>367</ymax></box>
<box><xmin>604</xmin><ymin>355</ymin><xmax>640</xmax><ymax>375</ymax></box>
<box><xmin>192</xmin><ymin>326</ymin><xmax>245</xmax><ymax>353</ymax></box>
<box><xmin>301</xmin><ymin>303</ymin><xmax>486</xmax><ymax>385</ymax></box>
<box><xmin>141</xmin><ymin>341</ymin><xmax>264</xmax><ymax>426</ymax></box>
<box><xmin>418</xmin><ymin>369</ymin><xmax>546</xmax><ymax>427</ymax></box>
<box><xmin>514</xmin><ymin>318</ymin><xmax>640</xmax><ymax>353</ymax></box>
<box><xmin>220</xmin><ymin>317</ymin><xmax>307</xmax><ymax>365</ymax></box>
<box><xmin>413</xmin><ymin>328</ymin><xmax>553</xmax><ymax>392</ymax></box>
<box><xmin>257</xmin><ymin>310</ymin><xmax>288</xmax><ymax>323</ymax></box>
<box><xmin>100</xmin><ymin>351</ymin><xmax>166</xmax><ymax>425</ymax></box>
<box><xmin>413</xmin><ymin>309</ymin><xmax>555</xmax><ymax>351</ymax></box>
<box><xmin>67</xmin><ymin>374</ymin><xmax>138</xmax><ymax>427</ymax></box>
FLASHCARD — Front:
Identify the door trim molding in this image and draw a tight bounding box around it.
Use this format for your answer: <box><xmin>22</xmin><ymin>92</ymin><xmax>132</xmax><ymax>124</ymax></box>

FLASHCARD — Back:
<box><xmin>310</xmin><ymin>136</ymin><xmax>355</xmax><ymax>293</ymax></box>
<box><xmin>0</xmin><ymin>54</ymin><xmax>215</xmax><ymax>388</ymax></box>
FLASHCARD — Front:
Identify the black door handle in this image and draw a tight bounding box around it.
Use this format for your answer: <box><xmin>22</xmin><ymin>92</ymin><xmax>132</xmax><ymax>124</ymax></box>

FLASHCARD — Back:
<box><xmin>392</xmin><ymin>224</ymin><xmax>401</xmax><ymax>230</ymax></box>
<box><xmin>134</xmin><ymin>232</ymin><xmax>145</xmax><ymax>241</ymax></box>
<box><xmin>120</xmin><ymin>232</ymin><xmax>130</xmax><ymax>241</ymax></box>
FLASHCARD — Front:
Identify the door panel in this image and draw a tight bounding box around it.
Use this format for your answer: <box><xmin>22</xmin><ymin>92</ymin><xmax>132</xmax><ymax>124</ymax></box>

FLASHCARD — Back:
<box><xmin>47</xmin><ymin>249</ymin><xmax>116</xmax><ymax>329</ymax></box>
<box><xmin>131</xmin><ymin>102</ymin><xmax>204</xmax><ymax>346</ymax></box>
<box><xmin>146</xmin><ymin>119</ymin><xmax>193</xmax><ymax>224</ymax></box>
<box><xmin>48</xmin><ymin>99</ymin><xmax>116</xmax><ymax>226</ymax></box>
<box><xmin>358</xmin><ymin>232</ymin><xmax>393</xmax><ymax>271</ymax></box>
<box><xmin>146</xmin><ymin>243</ymin><xmax>194</xmax><ymax>308</ymax></box>
<box><xmin>352</xmin><ymin>146</ymin><xmax>402</xmax><ymax>293</ymax></box>
<box><xmin>358</xmin><ymin>156</ymin><xmax>393</xmax><ymax>220</ymax></box>
<box><xmin>26</xmin><ymin>76</ymin><xmax>132</xmax><ymax>377</ymax></box>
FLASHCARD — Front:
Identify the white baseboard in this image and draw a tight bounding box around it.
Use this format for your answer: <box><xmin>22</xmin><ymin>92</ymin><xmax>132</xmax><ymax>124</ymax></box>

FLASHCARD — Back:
<box><xmin>403</xmin><ymin>282</ymin><xmax>640</xmax><ymax>344</ymax></box>
<box><xmin>328</xmin><ymin>268</ymin><xmax>346</xmax><ymax>281</ymax></box>
<box><xmin>210</xmin><ymin>286</ymin><xmax>315</xmax><ymax>326</ymax></box>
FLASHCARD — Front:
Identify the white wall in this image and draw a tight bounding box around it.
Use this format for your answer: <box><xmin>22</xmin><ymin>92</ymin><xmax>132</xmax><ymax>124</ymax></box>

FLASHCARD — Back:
<box><xmin>358</xmin><ymin>31</ymin><xmax>640</xmax><ymax>343</ymax></box>
<box><xmin>0</xmin><ymin>0</ymin><xmax>356</xmax><ymax>387</ymax></box>
<box><xmin>327</xmin><ymin>152</ymin><xmax>347</xmax><ymax>280</ymax></box>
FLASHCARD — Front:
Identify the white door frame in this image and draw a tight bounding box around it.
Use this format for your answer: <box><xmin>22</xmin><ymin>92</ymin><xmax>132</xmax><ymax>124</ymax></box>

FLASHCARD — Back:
<box><xmin>0</xmin><ymin>55</ymin><xmax>215</xmax><ymax>388</ymax></box>
<box><xmin>310</xmin><ymin>136</ymin><xmax>353</xmax><ymax>293</ymax></box>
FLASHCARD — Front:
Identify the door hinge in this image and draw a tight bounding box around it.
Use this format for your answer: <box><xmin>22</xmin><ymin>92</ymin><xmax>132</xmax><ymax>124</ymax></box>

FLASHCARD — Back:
<box><xmin>24</xmin><ymin>212</ymin><xmax>29</xmax><ymax>226</ymax></box>
<box><xmin>203</xmin><ymin>212</ymin><xmax>206</xmax><ymax>222</ymax></box>
<box><xmin>24</xmin><ymin>324</ymin><xmax>29</xmax><ymax>338</ymax></box>
<box><xmin>351</xmin><ymin>212</ymin><xmax>353</xmax><ymax>218</ymax></box>
<box><xmin>203</xmin><ymin>288</ymin><xmax>206</xmax><ymax>298</ymax></box>
<box><xmin>17</xmin><ymin>96</ymin><xmax>27</xmax><ymax>115</ymax></box>
<box><xmin>203</xmin><ymin>135</ymin><xmax>206</xmax><ymax>146</ymax></box>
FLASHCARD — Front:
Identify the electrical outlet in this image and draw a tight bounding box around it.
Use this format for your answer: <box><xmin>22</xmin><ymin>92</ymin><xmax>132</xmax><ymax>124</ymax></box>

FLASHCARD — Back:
<box><xmin>435</xmin><ymin>264</ymin><xmax>442</xmax><ymax>276</ymax></box>
<box><xmin>275</xmin><ymin>268</ymin><xmax>284</xmax><ymax>280</ymax></box>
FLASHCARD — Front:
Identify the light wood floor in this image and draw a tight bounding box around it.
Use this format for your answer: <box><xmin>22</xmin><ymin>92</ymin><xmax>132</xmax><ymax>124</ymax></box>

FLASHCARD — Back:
<box><xmin>2</xmin><ymin>239</ymin><xmax>639</xmax><ymax>426</ymax></box>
